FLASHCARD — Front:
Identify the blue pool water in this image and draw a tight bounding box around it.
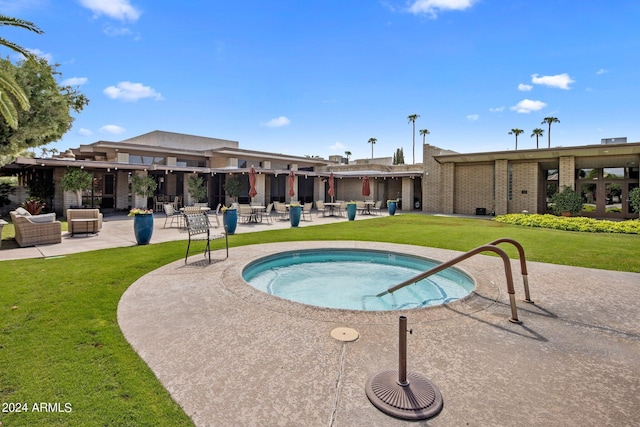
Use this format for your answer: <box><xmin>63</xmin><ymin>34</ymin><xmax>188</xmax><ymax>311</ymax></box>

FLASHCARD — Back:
<box><xmin>242</xmin><ymin>249</ymin><xmax>474</xmax><ymax>311</ymax></box>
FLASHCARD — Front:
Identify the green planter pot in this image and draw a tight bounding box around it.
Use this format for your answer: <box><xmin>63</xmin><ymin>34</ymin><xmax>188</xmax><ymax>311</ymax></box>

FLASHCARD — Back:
<box><xmin>387</xmin><ymin>201</ymin><xmax>397</xmax><ymax>216</ymax></box>
<box><xmin>133</xmin><ymin>213</ymin><xmax>154</xmax><ymax>245</ymax></box>
<box><xmin>289</xmin><ymin>205</ymin><xmax>301</xmax><ymax>227</ymax></box>
<box><xmin>223</xmin><ymin>209</ymin><xmax>238</xmax><ymax>235</ymax></box>
<box><xmin>346</xmin><ymin>203</ymin><xmax>357</xmax><ymax>221</ymax></box>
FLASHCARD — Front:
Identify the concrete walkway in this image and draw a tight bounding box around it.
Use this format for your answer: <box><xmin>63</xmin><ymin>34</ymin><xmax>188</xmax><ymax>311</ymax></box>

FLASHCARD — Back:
<box><xmin>118</xmin><ymin>242</ymin><xmax>640</xmax><ymax>427</ymax></box>
<box><xmin>3</xmin><ymin>211</ymin><xmax>639</xmax><ymax>425</ymax></box>
<box><xmin>0</xmin><ymin>209</ymin><xmax>371</xmax><ymax>261</ymax></box>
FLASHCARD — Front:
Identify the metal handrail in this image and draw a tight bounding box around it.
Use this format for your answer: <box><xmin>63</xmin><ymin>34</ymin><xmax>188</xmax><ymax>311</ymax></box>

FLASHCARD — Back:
<box><xmin>488</xmin><ymin>238</ymin><xmax>533</xmax><ymax>303</ymax></box>
<box><xmin>376</xmin><ymin>243</ymin><xmax>524</xmax><ymax>323</ymax></box>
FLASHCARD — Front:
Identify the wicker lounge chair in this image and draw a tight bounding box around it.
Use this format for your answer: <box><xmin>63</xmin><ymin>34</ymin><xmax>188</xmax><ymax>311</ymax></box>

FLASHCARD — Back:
<box><xmin>10</xmin><ymin>209</ymin><xmax>62</xmax><ymax>247</ymax></box>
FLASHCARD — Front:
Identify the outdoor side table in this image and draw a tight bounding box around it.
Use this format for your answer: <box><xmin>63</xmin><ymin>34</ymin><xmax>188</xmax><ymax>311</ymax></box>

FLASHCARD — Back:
<box><xmin>70</xmin><ymin>218</ymin><xmax>99</xmax><ymax>237</ymax></box>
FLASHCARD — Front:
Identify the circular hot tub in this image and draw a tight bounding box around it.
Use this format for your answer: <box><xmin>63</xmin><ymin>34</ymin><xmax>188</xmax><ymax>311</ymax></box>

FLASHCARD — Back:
<box><xmin>242</xmin><ymin>248</ymin><xmax>474</xmax><ymax>311</ymax></box>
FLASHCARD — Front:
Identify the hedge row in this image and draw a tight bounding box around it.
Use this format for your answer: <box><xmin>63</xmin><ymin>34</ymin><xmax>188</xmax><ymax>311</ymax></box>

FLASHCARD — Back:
<box><xmin>493</xmin><ymin>214</ymin><xmax>640</xmax><ymax>234</ymax></box>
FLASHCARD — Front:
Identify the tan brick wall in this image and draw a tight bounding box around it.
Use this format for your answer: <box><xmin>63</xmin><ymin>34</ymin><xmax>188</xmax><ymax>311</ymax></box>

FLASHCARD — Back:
<box><xmin>509</xmin><ymin>162</ymin><xmax>539</xmax><ymax>213</ymax></box>
<box><xmin>559</xmin><ymin>156</ymin><xmax>575</xmax><ymax>190</ymax></box>
<box><xmin>423</xmin><ymin>144</ymin><xmax>444</xmax><ymax>212</ymax></box>
<box><xmin>453</xmin><ymin>163</ymin><xmax>494</xmax><ymax>214</ymax></box>
<box><xmin>494</xmin><ymin>160</ymin><xmax>508</xmax><ymax>215</ymax></box>
<box><xmin>442</xmin><ymin>163</ymin><xmax>454</xmax><ymax>213</ymax></box>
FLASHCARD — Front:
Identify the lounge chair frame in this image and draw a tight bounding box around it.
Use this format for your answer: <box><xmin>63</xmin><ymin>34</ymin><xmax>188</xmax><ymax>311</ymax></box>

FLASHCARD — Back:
<box><xmin>184</xmin><ymin>213</ymin><xmax>228</xmax><ymax>264</ymax></box>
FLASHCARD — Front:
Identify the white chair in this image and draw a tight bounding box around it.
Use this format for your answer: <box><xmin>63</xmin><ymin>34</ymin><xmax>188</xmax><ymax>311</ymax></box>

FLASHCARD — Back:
<box><xmin>302</xmin><ymin>202</ymin><xmax>313</xmax><ymax>221</ymax></box>
<box><xmin>316</xmin><ymin>200</ymin><xmax>326</xmax><ymax>217</ymax></box>
<box><xmin>275</xmin><ymin>202</ymin><xmax>288</xmax><ymax>220</ymax></box>
<box><xmin>371</xmin><ymin>200</ymin><xmax>383</xmax><ymax>215</ymax></box>
<box><xmin>163</xmin><ymin>204</ymin><xmax>183</xmax><ymax>228</ymax></box>
<box><xmin>263</xmin><ymin>203</ymin><xmax>274</xmax><ymax>223</ymax></box>
<box><xmin>207</xmin><ymin>203</ymin><xmax>221</xmax><ymax>228</ymax></box>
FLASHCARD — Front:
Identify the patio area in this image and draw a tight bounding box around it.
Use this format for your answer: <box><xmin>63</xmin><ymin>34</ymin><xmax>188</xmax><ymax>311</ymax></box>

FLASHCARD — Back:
<box><xmin>118</xmin><ymin>241</ymin><xmax>640</xmax><ymax>426</ymax></box>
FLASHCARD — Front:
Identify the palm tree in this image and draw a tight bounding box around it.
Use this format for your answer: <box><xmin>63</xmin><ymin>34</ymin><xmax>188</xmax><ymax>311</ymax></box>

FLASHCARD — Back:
<box><xmin>0</xmin><ymin>15</ymin><xmax>44</xmax><ymax>129</ymax></box>
<box><xmin>508</xmin><ymin>128</ymin><xmax>524</xmax><ymax>150</ymax></box>
<box><xmin>531</xmin><ymin>128</ymin><xmax>544</xmax><ymax>149</ymax></box>
<box><xmin>419</xmin><ymin>129</ymin><xmax>430</xmax><ymax>145</ymax></box>
<box><xmin>541</xmin><ymin>117</ymin><xmax>560</xmax><ymax>148</ymax></box>
<box><xmin>367</xmin><ymin>138</ymin><xmax>377</xmax><ymax>159</ymax></box>
<box><xmin>407</xmin><ymin>114</ymin><xmax>420</xmax><ymax>164</ymax></box>
<box><xmin>344</xmin><ymin>150</ymin><xmax>351</xmax><ymax>162</ymax></box>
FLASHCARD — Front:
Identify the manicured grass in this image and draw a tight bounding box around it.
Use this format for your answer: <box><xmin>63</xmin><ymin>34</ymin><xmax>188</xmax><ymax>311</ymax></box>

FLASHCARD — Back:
<box><xmin>1</xmin><ymin>215</ymin><xmax>639</xmax><ymax>425</ymax></box>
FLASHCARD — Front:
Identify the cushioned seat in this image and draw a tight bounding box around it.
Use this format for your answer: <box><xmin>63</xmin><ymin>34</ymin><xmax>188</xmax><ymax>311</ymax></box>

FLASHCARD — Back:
<box><xmin>66</xmin><ymin>209</ymin><xmax>103</xmax><ymax>235</ymax></box>
<box><xmin>10</xmin><ymin>208</ymin><xmax>62</xmax><ymax>247</ymax></box>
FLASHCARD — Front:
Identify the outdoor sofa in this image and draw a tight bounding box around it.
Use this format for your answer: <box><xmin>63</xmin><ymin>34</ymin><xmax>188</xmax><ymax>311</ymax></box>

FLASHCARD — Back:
<box><xmin>66</xmin><ymin>208</ymin><xmax>103</xmax><ymax>235</ymax></box>
<box><xmin>9</xmin><ymin>208</ymin><xmax>62</xmax><ymax>247</ymax></box>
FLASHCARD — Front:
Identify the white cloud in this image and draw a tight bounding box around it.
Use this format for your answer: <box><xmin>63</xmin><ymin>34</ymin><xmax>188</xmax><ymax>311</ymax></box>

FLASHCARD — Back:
<box><xmin>62</xmin><ymin>77</ymin><xmax>88</xmax><ymax>86</ymax></box>
<box><xmin>531</xmin><ymin>73</ymin><xmax>574</xmax><ymax>90</ymax></box>
<box><xmin>489</xmin><ymin>106</ymin><xmax>505</xmax><ymax>113</ymax></box>
<box><xmin>330</xmin><ymin>142</ymin><xmax>346</xmax><ymax>151</ymax></box>
<box><xmin>510</xmin><ymin>99</ymin><xmax>547</xmax><ymax>114</ymax></box>
<box><xmin>78</xmin><ymin>128</ymin><xmax>93</xmax><ymax>136</ymax></box>
<box><xmin>261</xmin><ymin>116</ymin><xmax>291</xmax><ymax>128</ymax></box>
<box><xmin>103</xmin><ymin>81</ymin><xmax>163</xmax><ymax>101</ymax></box>
<box><xmin>79</xmin><ymin>0</ymin><xmax>141</xmax><ymax>22</ymax></box>
<box><xmin>408</xmin><ymin>0</ymin><xmax>477</xmax><ymax>17</ymax></box>
<box><xmin>26</xmin><ymin>48</ymin><xmax>53</xmax><ymax>62</ymax></box>
<box><xmin>466</xmin><ymin>114</ymin><xmax>479</xmax><ymax>121</ymax></box>
<box><xmin>100</xmin><ymin>125</ymin><xmax>126</xmax><ymax>134</ymax></box>
<box><xmin>596</xmin><ymin>68</ymin><xmax>608</xmax><ymax>75</ymax></box>
<box><xmin>518</xmin><ymin>83</ymin><xmax>533</xmax><ymax>92</ymax></box>
<box><xmin>103</xmin><ymin>26</ymin><xmax>133</xmax><ymax>37</ymax></box>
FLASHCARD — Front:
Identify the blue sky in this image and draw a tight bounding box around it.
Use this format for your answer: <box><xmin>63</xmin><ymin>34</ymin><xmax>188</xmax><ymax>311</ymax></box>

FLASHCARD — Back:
<box><xmin>3</xmin><ymin>0</ymin><xmax>639</xmax><ymax>162</ymax></box>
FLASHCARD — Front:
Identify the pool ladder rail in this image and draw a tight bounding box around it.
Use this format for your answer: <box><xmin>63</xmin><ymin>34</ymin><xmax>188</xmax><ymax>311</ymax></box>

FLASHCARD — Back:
<box><xmin>377</xmin><ymin>238</ymin><xmax>534</xmax><ymax>324</ymax></box>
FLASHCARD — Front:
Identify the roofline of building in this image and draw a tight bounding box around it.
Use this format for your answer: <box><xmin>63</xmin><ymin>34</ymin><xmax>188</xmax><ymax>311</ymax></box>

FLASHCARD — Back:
<box><xmin>434</xmin><ymin>142</ymin><xmax>640</xmax><ymax>164</ymax></box>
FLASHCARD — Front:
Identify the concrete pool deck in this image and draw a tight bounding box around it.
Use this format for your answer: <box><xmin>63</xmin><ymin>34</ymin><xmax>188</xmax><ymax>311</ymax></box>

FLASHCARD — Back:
<box><xmin>118</xmin><ymin>240</ymin><xmax>640</xmax><ymax>426</ymax></box>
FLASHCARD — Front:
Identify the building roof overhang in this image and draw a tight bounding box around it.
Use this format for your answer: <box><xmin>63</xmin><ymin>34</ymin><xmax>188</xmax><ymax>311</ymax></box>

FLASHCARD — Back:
<box><xmin>434</xmin><ymin>142</ymin><xmax>640</xmax><ymax>167</ymax></box>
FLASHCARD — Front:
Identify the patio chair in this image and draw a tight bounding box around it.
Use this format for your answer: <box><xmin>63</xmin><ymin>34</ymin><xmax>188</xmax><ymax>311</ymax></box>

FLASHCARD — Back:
<box><xmin>302</xmin><ymin>202</ymin><xmax>313</xmax><ymax>221</ymax></box>
<box><xmin>356</xmin><ymin>200</ymin><xmax>366</xmax><ymax>214</ymax></box>
<box><xmin>238</xmin><ymin>204</ymin><xmax>253</xmax><ymax>223</ymax></box>
<box><xmin>182</xmin><ymin>206</ymin><xmax>201</xmax><ymax>215</ymax></box>
<box><xmin>263</xmin><ymin>203</ymin><xmax>274</xmax><ymax>223</ymax></box>
<box><xmin>275</xmin><ymin>202</ymin><xmax>288</xmax><ymax>220</ymax></box>
<box><xmin>207</xmin><ymin>203</ymin><xmax>221</xmax><ymax>228</ymax></box>
<box><xmin>163</xmin><ymin>204</ymin><xmax>183</xmax><ymax>228</ymax></box>
<box><xmin>337</xmin><ymin>201</ymin><xmax>347</xmax><ymax>217</ymax></box>
<box><xmin>371</xmin><ymin>200</ymin><xmax>383</xmax><ymax>215</ymax></box>
<box><xmin>316</xmin><ymin>200</ymin><xmax>327</xmax><ymax>217</ymax></box>
<box><xmin>184</xmin><ymin>213</ymin><xmax>228</xmax><ymax>264</ymax></box>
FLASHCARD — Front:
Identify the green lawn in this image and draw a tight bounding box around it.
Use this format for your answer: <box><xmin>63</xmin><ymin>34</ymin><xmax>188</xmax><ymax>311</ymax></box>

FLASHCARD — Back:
<box><xmin>1</xmin><ymin>215</ymin><xmax>639</xmax><ymax>426</ymax></box>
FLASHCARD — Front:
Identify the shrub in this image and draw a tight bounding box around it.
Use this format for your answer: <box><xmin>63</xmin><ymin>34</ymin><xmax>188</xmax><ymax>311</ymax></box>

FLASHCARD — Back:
<box><xmin>630</xmin><ymin>187</ymin><xmax>640</xmax><ymax>217</ymax></box>
<box><xmin>494</xmin><ymin>213</ymin><xmax>640</xmax><ymax>234</ymax></box>
<box><xmin>550</xmin><ymin>186</ymin><xmax>583</xmax><ymax>216</ymax></box>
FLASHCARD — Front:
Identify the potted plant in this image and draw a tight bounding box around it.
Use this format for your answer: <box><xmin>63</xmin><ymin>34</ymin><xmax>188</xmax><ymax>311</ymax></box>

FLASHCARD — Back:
<box><xmin>551</xmin><ymin>186</ymin><xmax>583</xmax><ymax>216</ymax></box>
<box><xmin>61</xmin><ymin>167</ymin><xmax>93</xmax><ymax>208</ymax></box>
<box><xmin>223</xmin><ymin>176</ymin><xmax>243</xmax><ymax>204</ymax></box>
<box><xmin>130</xmin><ymin>175</ymin><xmax>158</xmax><ymax>245</ymax></box>
<box><xmin>346</xmin><ymin>201</ymin><xmax>357</xmax><ymax>221</ymax></box>
<box><xmin>221</xmin><ymin>205</ymin><xmax>238</xmax><ymax>235</ymax></box>
<box><xmin>128</xmin><ymin>208</ymin><xmax>154</xmax><ymax>245</ymax></box>
<box><xmin>187</xmin><ymin>175</ymin><xmax>207</xmax><ymax>205</ymax></box>
<box><xmin>289</xmin><ymin>203</ymin><xmax>301</xmax><ymax>227</ymax></box>
<box><xmin>387</xmin><ymin>199</ymin><xmax>398</xmax><ymax>216</ymax></box>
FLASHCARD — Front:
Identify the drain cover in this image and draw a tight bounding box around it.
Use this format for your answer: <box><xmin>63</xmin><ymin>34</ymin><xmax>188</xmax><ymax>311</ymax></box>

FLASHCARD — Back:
<box><xmin>365</xmin><ymin>370</ymin><xmax>443</xmax><ymax>420</ymax></box>
<box><xmin>331</xmin><ymin>327</ymin><xmax>359</xmax><ymax>342</ymax></box>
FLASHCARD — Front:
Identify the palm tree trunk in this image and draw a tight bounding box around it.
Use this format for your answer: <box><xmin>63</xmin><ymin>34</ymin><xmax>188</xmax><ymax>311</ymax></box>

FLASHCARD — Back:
<box><xmin>412</xmin><ymin>122</ymin><xmax>416</xmax><ymax>164</ymax></box>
